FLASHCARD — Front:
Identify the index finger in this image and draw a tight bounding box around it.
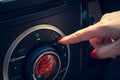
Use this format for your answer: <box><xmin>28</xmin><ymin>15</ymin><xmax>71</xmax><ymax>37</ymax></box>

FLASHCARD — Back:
<box><xmin>59</xmin><ymin>23</ymin><xmax>103</xmax><ymax>44</ymax></box>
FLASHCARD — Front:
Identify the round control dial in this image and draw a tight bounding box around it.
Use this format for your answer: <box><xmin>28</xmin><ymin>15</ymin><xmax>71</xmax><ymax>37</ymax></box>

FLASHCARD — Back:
<box><xmin>24</xmin><ymin>46</ymin><xmax>61</xmax><ymax>80</ymax></box>
<box><xmin>35</xmin><ymin>54</ymin><xmax>57</xmax><ymax>79</ymax></box>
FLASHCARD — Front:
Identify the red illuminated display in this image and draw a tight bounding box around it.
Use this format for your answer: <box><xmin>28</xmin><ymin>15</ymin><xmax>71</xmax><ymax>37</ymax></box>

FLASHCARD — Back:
<box><xmin>35</xmin><ymin>54</ymin><xmax>57</xmax><ymax>78</ymax></box>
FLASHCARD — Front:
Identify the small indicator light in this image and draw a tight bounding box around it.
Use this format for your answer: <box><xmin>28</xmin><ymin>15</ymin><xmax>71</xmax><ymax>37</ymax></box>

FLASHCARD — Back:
<box><xmin>36</xmin><ymin>38</ymin><xmax>41</xmax><ymax>41</ymax></box>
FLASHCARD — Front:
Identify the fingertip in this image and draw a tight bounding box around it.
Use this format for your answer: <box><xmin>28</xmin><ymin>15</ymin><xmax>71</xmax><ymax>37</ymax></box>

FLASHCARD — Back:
<box><xmin>58</xmin><ymin>36</ymin><xmax>68</xmax><ymax>44</ymax></box>
<box><xmin>58</xmin><ymin>36</ymin><xmax>64</xmax><ymax>41</ymax></box>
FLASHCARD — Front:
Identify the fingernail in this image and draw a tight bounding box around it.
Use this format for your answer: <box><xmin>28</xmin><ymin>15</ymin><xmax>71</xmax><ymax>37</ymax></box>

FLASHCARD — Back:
<box><xmin>58</xmin><ymin>36</ymin><xmax>64</xmax><ymax>41</ymax></box>
<box><xmin>109</xmin><ymin>38</ymin><xmax>115</xmax><ymax>42</ymax></box>
<box><xmin>90</xmin><ymin>50</ymin><xmax>98</xmax><ymax>59</ymax></box>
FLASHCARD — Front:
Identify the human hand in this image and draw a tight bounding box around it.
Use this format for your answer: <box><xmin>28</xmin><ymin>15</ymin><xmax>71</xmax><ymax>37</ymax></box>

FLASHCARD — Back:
<box><xmin>59</xmin><ymin>11</ymin><xmax>120</xmax><ymax>59</ymax></box>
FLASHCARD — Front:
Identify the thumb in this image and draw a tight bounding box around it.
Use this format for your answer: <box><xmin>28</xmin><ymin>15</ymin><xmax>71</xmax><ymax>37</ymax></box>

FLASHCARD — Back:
<box><xmin>92</xmin><ymin>38</ymin><xmax>120</xmax><ymax>59</ymax></box>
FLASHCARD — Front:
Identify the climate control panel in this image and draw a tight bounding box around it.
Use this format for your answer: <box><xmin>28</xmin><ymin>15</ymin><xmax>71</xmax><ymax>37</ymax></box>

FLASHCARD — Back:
<box><xmin>3</xmin><ymin>24</ymin><xmax>70</xmax><ymax>80</ymax></box>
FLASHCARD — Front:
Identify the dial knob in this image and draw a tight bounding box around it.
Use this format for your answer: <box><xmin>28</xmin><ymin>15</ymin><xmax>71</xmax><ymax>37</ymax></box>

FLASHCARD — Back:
<box><xmin>24</xmin><ymin>45</ymin><xmax>61</xmax><ymax>80</ymax></box>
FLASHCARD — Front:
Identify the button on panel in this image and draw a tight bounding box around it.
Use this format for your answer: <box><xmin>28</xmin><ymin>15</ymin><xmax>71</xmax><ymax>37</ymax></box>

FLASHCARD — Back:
<box><xmin>44</xmin><ymin>30</ymin><xmax>61</xmax><ymax>43</ymax></box>
<box><xmin>51</xmin><ymin>31</ymin><xmax>61</xmax><ymax>42</ymax></box>
<box><xmin>51</xmin><ymin>42</ymin><xmax>68</xmax><ymax>69</ymax></box>
<box><xmin>56</xmin><ymin>44</ymin><xmax>68</xmax><ymax>70</ymax></box>
<box><xmin>34</xmin><ymin>29</ymin><xmax>52</xmax><ymax>41</ymax></box>
<box><xmin>8</xmin><ymin>59</ymin><xmax>24</xmax><ymax>78</ymax></box>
